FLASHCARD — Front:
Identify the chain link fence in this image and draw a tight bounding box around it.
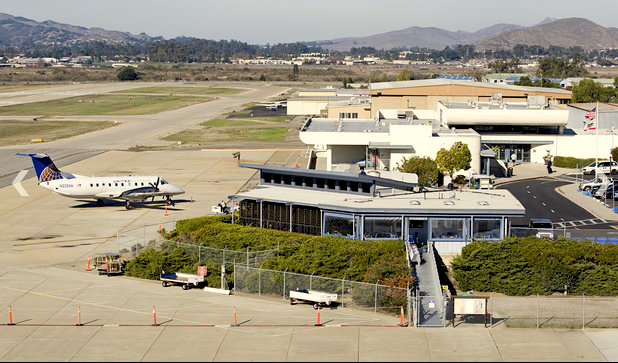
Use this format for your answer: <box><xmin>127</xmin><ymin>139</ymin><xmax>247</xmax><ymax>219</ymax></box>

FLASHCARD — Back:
<box><xmin>233</xmin><ymin>264</ymin><xmax>408</xmax><ymax>317</ymax></box>
<box><xmin>510</xmin><ymin>225</ymin><xmax>618</xmax><ymax>242</ymax></box>
<box><xmin>488</xmin><ymin>295</ymin><xmax>618</xmax><ymax>329</ymax></box>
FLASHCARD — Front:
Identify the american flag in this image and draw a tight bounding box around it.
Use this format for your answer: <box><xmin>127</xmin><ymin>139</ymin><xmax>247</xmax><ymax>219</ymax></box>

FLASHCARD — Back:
<box><xmin>585</xmin><ymin>107</ymin><xmax>597</xmax><ymax>119</ymax></box>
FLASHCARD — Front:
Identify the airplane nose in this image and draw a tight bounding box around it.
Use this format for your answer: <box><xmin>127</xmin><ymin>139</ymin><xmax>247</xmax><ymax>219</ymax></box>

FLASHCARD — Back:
<box><xmin>173</xmin><ymin>185</ymin><xmax>185</xmax><ymax>195</ymax></box>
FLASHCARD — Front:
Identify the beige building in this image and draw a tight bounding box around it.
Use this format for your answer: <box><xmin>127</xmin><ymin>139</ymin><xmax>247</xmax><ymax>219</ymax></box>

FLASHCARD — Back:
<box><xmin>369</xmin><ymin>79</ymin><xmax>572</xmax><ymax>118</ymax></box>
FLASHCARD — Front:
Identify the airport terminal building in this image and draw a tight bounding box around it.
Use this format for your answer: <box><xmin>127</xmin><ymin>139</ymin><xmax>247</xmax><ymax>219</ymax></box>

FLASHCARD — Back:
<box><xmin>229</xmin><ymin>163</ymin><xmax>525</xmax><ymax>253</ymax></box>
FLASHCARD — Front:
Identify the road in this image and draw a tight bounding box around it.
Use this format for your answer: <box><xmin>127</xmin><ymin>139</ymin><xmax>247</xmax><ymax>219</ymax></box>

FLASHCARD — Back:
<box><xmin>497</xmin><ymin>178</ymin><xmax>596</xmax><ymax>225</ymax></box>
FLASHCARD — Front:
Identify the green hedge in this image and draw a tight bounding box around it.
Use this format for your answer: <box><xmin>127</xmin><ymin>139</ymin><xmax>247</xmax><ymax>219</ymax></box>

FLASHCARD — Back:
<box><xmin>452</xmin><ymin>237</ymin><xmax>618</xmax><ymax>296</ymax></box>
<box><xmin>124</xmin><ymin>216</ymin><xmax>412</xmax><ymax>289</ymax></box>
<box><xmin>552</xmin><ymin>156</ymin><xmax>598</xmax><ymax>169</ymax></box>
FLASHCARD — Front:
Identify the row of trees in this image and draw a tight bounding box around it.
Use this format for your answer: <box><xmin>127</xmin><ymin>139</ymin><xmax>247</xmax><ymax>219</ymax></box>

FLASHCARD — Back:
<box><xmin>3</xmin><ymin>36</ymin><xmax>617</xmax><ymax>67</ymax></box>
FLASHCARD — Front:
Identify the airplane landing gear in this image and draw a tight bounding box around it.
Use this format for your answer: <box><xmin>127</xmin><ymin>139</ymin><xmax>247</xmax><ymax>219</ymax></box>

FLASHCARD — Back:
<box><xmin>125</xmin><ymin>201</ymin><xmax>134</xmax><ymax>210</ymax></box>
<box><xmin>96</xmin><ymin>199</ymin><xmax>104</xmax><ymax>207</ymax></box>
<box><xmin>166</xmin><ymin>196</ymin><xmax>175</xmax><ymax>207</ymax></box>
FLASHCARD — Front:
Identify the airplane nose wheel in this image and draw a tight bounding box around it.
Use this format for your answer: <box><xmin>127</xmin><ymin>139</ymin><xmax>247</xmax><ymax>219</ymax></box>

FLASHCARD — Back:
<box><xmin>125</xmin><ymin>201</ymin><xmax>133</xmax><ymax>210</ymax></box>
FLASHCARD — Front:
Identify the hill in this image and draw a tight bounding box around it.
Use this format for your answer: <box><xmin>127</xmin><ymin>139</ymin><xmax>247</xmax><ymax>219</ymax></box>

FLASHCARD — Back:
<box><xmin>0</xmin><ymin>12</ymin><xmax>159</xmax><ymax>47</ymax></box>
<box><xmin>475</xmin><ymin>18</ymin><xmax>618</xmax><ymax>52</ymax></box>
<box><xmin>308</xmin><ymin>23</ymin><xmax>524</xmax><ymax>51</ymax></box>
<box><xmin>309</xmin><ymin>17</ymin><xmax>618</xmax><ymax>52</ymax></box>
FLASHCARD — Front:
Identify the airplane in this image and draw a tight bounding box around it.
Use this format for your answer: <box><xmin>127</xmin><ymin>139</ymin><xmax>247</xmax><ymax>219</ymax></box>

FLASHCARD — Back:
<box><xmin>18</xmin><ymin>153</ymin><xmax>185</xmax><ymax>210</ymax></box>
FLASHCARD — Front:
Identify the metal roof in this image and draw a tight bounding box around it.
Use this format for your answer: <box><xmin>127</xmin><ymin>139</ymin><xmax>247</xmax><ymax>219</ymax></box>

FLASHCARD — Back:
<box><xmin>237</xmin><ymin>163</ymin><xmax>424</xmax><ymax>193</ymax></box>
<box><xmin>436</xmin><ymin>75</ymin><xmax>475</xmax><ymax>81</ymax></box>
<box><xmin>370</xmin><ymin>79</ymin><xmax>572</xmax><ymax>95</ymax></box>
<box><xmin>230</xmin><ymin>184</ymin><xmax>525</xmax><ymax>217</ymax></box>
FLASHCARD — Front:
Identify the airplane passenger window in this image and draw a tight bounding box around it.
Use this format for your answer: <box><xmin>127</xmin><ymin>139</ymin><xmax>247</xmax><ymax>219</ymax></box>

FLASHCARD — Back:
<box><xmin>96</xmin><ymin>183</ymin><xmax>99</xmax><ymax>187</ymax></box>
<box><xmin>90</xmin><ymin>184</ymin><xmax>93</xmax><ymax>187</ymax></box>
<box><xmin>141</xmin><ymin>182</ymin><xmax>144</xmax><ymax>186</ymax></box>
<box><xmin>121</xmin><ymin>183</ymin><xmax>124</xmax><ymax>186</ymax></box>
<box><xmin>108</xmin><ymin>183</ymin><xmax>111</xmax><ymax>186</ymax></box>
<box><xmin>115</xmin><ymin>183</ymin><xmax>118</xmax><ymax>186</ymax></box>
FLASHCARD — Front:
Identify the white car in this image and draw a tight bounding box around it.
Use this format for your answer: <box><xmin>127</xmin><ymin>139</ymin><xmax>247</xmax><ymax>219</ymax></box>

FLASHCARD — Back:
<box><xmin>579</xmin><ymin>176</ymin><xmax>616</xmax><ymax>192</ymax></box>
<box><xmin>582</xmin><ymin>161</ymin><xmax>618</xmax><ymax>175</ymax></box>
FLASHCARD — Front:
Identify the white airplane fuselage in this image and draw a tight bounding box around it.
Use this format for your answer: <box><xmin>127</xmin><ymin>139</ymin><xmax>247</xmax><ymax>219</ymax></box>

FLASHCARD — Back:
<box><xmin>40</xmin><ymin>175</ymin><xmax>184</xmax><ymax>200</ymax></box>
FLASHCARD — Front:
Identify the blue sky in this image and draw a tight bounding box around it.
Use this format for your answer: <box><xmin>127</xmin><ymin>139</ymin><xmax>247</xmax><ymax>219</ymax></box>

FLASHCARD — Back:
<box><xmin>2</xmin><ymin>0</ymin><xmax>617</xmax><ymax>44</ymax></box>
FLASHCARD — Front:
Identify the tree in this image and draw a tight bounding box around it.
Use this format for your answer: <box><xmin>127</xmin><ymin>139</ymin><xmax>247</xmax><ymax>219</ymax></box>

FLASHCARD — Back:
<box><xmin>117</xmin><ymin>66</ymin><xmax>138</xmax><ymax>81</ymax></box>
<box><xmin>572</xmin><ymin>79</ymin><xmax>616</xmax><ymax>103</ymax></box>
<box><xmin>537</xmin><ymin>55</ymin><xmax>588</xmax><ymax>78</ymax></box>
<box><xmin>397</xmin><ymin>69</ymin><xmax>414</xmax><ymax>81</ymax></box>
<box><xmin>435</xmin><ymin>141</ymin><xmax>472</xmax><ymax>177</ymax></box>
<box><xmin>396</xmin><ymin>156</ymin><xmax>439</xmax><ymax>187</ymax></box>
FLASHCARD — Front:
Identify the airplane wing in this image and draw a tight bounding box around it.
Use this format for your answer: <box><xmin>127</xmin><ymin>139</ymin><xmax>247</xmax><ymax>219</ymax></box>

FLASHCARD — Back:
<box><xmin>118</xmin><ymin>187</ymin><xmax>165</xmax><ymax>201</ymax></box>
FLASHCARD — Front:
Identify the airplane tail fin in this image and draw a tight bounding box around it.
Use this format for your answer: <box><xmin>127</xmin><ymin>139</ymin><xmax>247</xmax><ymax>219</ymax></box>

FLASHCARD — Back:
<box><xmin>16</xmin><ymin>153</ymin><xmax>64</xmax><ymax>183</ymax></box>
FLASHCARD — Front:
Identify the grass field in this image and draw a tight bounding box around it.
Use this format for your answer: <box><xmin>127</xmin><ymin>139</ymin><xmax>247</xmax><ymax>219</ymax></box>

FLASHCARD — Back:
<box><xmin>112</xmin><ymin>86</ymin><xmax>242</xmax><ymax>95</ymax></box>
<box><xmin>251</xmin><ymin>115</ymin><xmax>292</xmax><ymax>122</ymax></box>
<box><xmin>0</xmin><ymin>120</ymin><xmax>116</xmax><ymax>146</ymax></box>
<box><xmin>163</xmin><ymin>126</ymin><xmax>288</xmax><ymax>144</ymax></box>
<box><xmin>0</xmin><ymin>94</ymin><xmax>210</xmax><ymax>116</ymax></box>
<box><xmin>201</xmin><ymin>119</ymin><xmax>263</xmax><ymax>127</ymax></box>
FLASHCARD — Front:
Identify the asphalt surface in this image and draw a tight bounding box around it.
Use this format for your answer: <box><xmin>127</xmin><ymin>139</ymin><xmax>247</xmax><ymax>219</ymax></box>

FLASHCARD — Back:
<box><xmin>498</xmin><ymin>178</ymin><xmax>597</xmax><ymax>226</ymax></box>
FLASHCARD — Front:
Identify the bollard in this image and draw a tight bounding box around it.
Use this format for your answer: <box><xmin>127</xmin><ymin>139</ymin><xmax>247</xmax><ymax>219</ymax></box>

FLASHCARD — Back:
<box><xmin>159</xmin><ymin>222</ymin><xmax>161</xmax><ymax>232</ymax></box>
<box><xmin>315</xmin><ymin>306</ymin><xmax>322</xmax><ymax>326</ymax></box>
<box><xmin>165</xmin><ymin>205</ymin><xmax>168</xmax><ymax>216</ymax></box>
<box><xmin>7</xmin><ymin>305</ymin><xmax>14</xmax><ymax>326</ymax></box>
<box><xmin>105</xmin><ymin>259</ymin><xmax>109</xmax><ymax>274</ymax></box>
<box><xmin>190</xmin><ymin>194</ymin><xmax>193</xmax><ymax>203</ymax></box>
<box><xmin>152</xmin><ymin>305</ymin><xmax>158</xmax><ymax>326</ymax></box>
<box><xmin>399</xmin><ymin>306</ymin><xmax>406</xmax><ymax>327</ymax></box>
<box><xmin>76</xmin><ymin>306</ymin><xmax>83</xmax><ymax>326</ymax></box>
<box><xmin>233</xmin><ymin>305</ymin><xmax>238</xmax><ymax>326</ymax></box>
<box><xmin>87</xmin><ymin>256</ymin><xmax>91</xmax><ymax>271</ymax></box>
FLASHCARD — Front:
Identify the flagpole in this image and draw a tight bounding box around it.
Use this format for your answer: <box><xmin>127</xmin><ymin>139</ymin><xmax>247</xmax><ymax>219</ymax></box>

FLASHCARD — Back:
<box><xmin>596</xmin><ymin>101</ymin><xmax>599</xmax><ymax>170</ymax></box>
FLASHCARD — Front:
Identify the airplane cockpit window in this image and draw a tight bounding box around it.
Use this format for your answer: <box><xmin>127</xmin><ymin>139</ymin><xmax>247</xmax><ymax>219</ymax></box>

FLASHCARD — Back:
<box><xmin>161</xmin><ymin>179</ymin><xmax>168</xmax><ymax>185</ymax></box>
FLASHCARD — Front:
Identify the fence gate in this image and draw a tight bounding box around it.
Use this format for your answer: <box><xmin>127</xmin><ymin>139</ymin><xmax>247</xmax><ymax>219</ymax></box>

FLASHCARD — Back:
<box><xmin>415</xmin><ymin>293</ymin><xmax>447</xmax><ymax>327</ymax></box>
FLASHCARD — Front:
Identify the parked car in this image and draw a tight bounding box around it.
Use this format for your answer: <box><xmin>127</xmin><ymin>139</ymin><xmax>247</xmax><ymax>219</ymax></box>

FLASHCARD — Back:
<box><xmin>593</xmin><ymin>182</ymin><xmax>618</xmax><ymax>200</ymax></box>
<box><xmin>528</xmin><ymin>218</ymin><xmax>555</xmax><ymax>240</ymax></box>
<box><xmin>581</xmin><ymin>161</ymin><xmax>618</xmax><ymax>175</ymax></box>
<box><xmin>580</xmin><ymin>176</ymin><xmax>617</xmax><ymax>192</ymax></box>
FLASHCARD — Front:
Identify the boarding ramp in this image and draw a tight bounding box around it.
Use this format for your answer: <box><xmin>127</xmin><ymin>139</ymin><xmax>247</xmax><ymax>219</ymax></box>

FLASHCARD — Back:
<box><xmin>407</xmin><ymin>241</ymin><xmax>448</xmax><ymax>327</ymax></box>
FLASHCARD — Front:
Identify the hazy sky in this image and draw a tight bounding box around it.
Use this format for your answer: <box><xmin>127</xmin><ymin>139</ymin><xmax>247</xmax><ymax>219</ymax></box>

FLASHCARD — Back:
<box><xmin>3</xmin><ymin>0</ymin><xmax>617</xmax><ymax>44</ymax></box>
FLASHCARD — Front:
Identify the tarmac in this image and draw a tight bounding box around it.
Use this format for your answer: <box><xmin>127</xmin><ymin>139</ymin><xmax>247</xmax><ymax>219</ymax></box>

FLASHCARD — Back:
<box><xmin>1</xmin><ymin>151</ymin><xmax>617</xmax><ymax>361</ymax></box>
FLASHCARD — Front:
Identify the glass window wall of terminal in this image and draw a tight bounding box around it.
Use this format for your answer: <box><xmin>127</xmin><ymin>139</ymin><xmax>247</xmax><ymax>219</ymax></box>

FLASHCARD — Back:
<box><xmin>363</xmin><ymin>216</ymin><xmax>402</xmax><ymax>240</ymax></box>
<box><xmin>239</xmin><ymin>199</ymin><xmax>507</xmax><ymax>243</ymax></box>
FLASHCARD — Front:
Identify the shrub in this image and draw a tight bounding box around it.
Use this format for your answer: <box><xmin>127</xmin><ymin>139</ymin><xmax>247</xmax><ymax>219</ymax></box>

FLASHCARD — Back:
<box><xmin>452</xmin><ymin>237</ymin><xmax>618</xmax><ymax>296</ymax></box>
<box><xmin>125</xmin><ymin>216</ymin><xmax>410</xmax><ymax>290</ymax></box>
<box><xmin>552</xmin><ymin>156</ymin><xmax>596</xmax><ymax>169</ymax></box>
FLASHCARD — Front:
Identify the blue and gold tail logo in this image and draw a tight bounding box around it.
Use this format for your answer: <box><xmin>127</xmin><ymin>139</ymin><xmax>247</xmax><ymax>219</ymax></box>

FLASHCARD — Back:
<box><xmin>39</xmin><ymin>164</ymin><xmax>63</xmax><ymax>183</ymax></box>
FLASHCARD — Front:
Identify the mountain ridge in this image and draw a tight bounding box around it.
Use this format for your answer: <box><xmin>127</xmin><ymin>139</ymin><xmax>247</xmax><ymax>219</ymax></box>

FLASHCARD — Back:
<box><xmin>1</xmin><ymin>12</ymin><xmax>616</xmax><ymax>53</ymax></box>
